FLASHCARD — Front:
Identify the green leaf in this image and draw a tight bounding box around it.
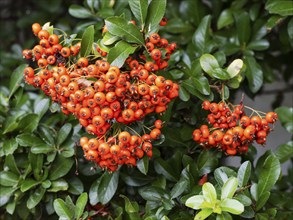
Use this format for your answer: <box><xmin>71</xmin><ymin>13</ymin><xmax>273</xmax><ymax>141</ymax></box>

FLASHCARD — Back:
<box><xmin>197</xmin><ymin>150</ymin><xmax>218</xmax><ymax>176</ymax></box>
<box><xmin>80</xmin><ymin>25</ymin><xmax>94</xmax><ymax>57</ymax></box>
<box><xmin>216</xmin><ymin>212</ymin><xmax>232</xmax><ymax>220</ymax></box>
<box><xmin>194</xmin><ymin>209</ymin><xmax>213</xmax><ymax>220</ymax></box>
<box><xmin>288</xmin><ymin>18</ymin><xmax>293</xmax><ymax>39</ymax></box>
<box><xmin>235</xmin><ymin>12</ymin><xmax>251</xmax><ymax>45</ymax></box>
<box><xmin>237</xmin><ymin>161</ymin><xmax>251</xmax><ymax>187</ymax></box>
<box><xmin>98</xmin><ymin>171</ymin><xmax>119</xmax><ymax>204</ymax></box>
<box><xmin>18</xmin><ymin>113</ymin><xmax>39</xmax><ymax>133</ymax></box>
<box><xmin>27</xmin><ymin>187</ymin><xmax>46</xmax><ymax>209</ymax></box>
<box><xmin>217</xmin><ymin>9</ymin><xmax>234</xmax><ymax>29</ymax></box>
<box><xmin>221</xmin><ymin>177</ymin><xmax>238</xmax><ymax>200</ymax></box>
<box><xmin>9</xmin><ymin>64</ymin><xmax>26</xmax><ymax>99</ymax></box>
<box><xmin>89</xmin><ymin>179</ymin><xmax>100</xmax><ymax>205</ymax></box>
<box><xmin>16</xmin><ymin>133</ymin><xmax>41</xmax><ymax>147</ymax></box>
<box><xmin>244</xmin><ymin>56</ymin><xmax>263</xmax><ymax>93</ymax></box>
<box><xmin>275</xmin><ymin>141</ymin><xmax>293</xmax><ymax>163</ymax></box>
<box><xmin>200</xmin><ymin>54</ymin><xmax>230</xmax><ymax>80</ymax></box>
<box><xmin>47</xmin><ymin>179</ymin><xmax>69</xmax><ymax>192</ymax></box>
<box><xmin>185</xmin><ymin>195</ymin><xmax>205</xmax><ymax>210</ymax></box>
<box><xmin>138</xmin><ymin>186</ymin><xmax>167</xmax><ymax>201</ymax></box>
<box><xmin>165</xmin><ymin>19</ymin><xmax>193</xmax><ymax>34</ymax></box>
<box><xmin>179</xmin><ymin>85</ymin><xmax>190</xmax><ymax>101</ymax></box>
<box><xmin>247</xmin><ymin>40</ymin><xmax>270</xmax><ymax>51</ymax></box>
<box><xmin>257</xmin><ymin>155</ymin><xmax>281</xmax><ymax>200</ymax></box>
<box><xmin>137</xmin><ymin>155</ymin><xmax>149</xmax><ymax>175</ymax></box>
<box><xmin>34</xmin><ymin>98</ymin><xmax>50</xmax><ymax>118</ymax></box>
<box><xmin>4</xmin><ymin>155</ymin><xmax>19</xmax><ymax>174</ymax></box>
<box><xmin>154</xmin><ymin>158</ymin><xmax>178</xmax><ymax>182</ymax></box>
<box><xmin>128</xmin><ymin>0</ymin><xmax>148</xmax><ymax>27</ymax></box>
<box><xmin>102</xmin><ymin>32</ymin><xmax>120</xmax><ymax>45</ymax></box>
<box><xmin>235</xmin><ymin>194</ymin><xmax>252</xmax><ymax>206</ymax></box>
<box><xmin>220</xmin><ymin>198</ymin><xmax>244</xmax><ymax>215</ymax></box>
<box><xmin>192</xmin><ymin>76</ymin><xmax>210</xmax><ymax>95</ymax></box>
<box><xmin>256</xmin><ymin>191</ymin><xmax>270</xmax><ymax>211</ymax></box>
<box><xmin>53</xmin><ymin>198</ymin><xmax>74</xmax><ymax>220</ymax></box>
<box><xmin>6</xmin><ymin>200</ymin><xmax>16</xmax><ymax>215</ymax></box>
<box><xmin>202</xmin><ymin>182</ymin><xmax>217</xmax><ymax>204</ymax></box>
<box><xmin>275</xmin><ymin>107</ymin><xmax>293</xmax><ymax>134</ymax></box>
<box><xmin>29</xmin><ymin>153</ymin><xmax>44</xmax><ymax>180</ymax></box>
<box><xmin>170</xmin><ymin>168</ymin><xmax>189</xmax><ymax>199</ymax></box>
<box><xmin>31</xmin><ymin>143</ymin><xmax>54</xmax><ymax>154</ymax></box>
<box><xmin>0</xmin><ymin>171</ymin><xmax>19</xmax><ymax>186</ymax></box>
<box><xmin>105</xmin><ymin>16</ymin><xmax>144</xmax><ymax>45</ymax></box>
<box><xmin>20</xmin><ymin>179</ymin><xmax>39</xmax><ymax>192</ymax></box>
<box><xmin>69</xmin><ymin>5</ymin><xmax>93</xmax><ymax>18</ymax></box>
<box><xmin>68</xmin><ymin>176</ymin><xmax>84</xmax><ymax>195</ymax></box>
<box><xmin>265</xmin><ymin>0</ymin><xmax>293</xmax><ymax>16</ymax></box>
<box><xmin>56</xmin><ymin>123</ymin><xmax>72</xmax><ymax>146</ymax></box>
<box><xmin>49</xmin><ymin>155</ymin><xmax>74</xmax><ymax>181</ymax></box>
<box><xmin>75</xmin><ymin>193</ymin><xmax>88</xmax><ymax>219</ymax></box>
<box><xmin>192</xmin><ymin>15</ymin><xmax>212</xmax><ymax>54</ymax></box>
<box><xmin>107</xmin><ymin>41</ymin><xmax>137</xmax><ymax>68</ymax></box>
<box><xmin>226</xmin><ymin>59</ymin><xmax>244</xmax><ymax>78</ymax></box>
<box><xmin>0</xmin><ymin>186</ymin><xmax>16</xmax><ymax>207</ymax></box>
<box><xmin>3</xmin><ymin>139</ymin><xmax>18</xmax><ymax>155</ymax></box>
<box><xmin>145</xmin><ymin>0</ymin><xmax>166</xmax><ymax>33</ymax></box>
<box><xmin>120</xmin><ymin>195</ymin><xmax>139</xmax><ymax>213</ymax></box>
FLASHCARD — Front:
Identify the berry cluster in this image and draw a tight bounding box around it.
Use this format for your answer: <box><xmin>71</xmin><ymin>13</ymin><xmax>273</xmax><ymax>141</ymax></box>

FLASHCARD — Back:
<box><xmin>80</xmin><ymin>120</ymin><xmax>163</xmax><ymax>172</ymax></box>
<box><xmin>22</xmin><ymin>23</ymin><xmax>178</xmax><ymax>171</ymax></box>
<box><xmin>193</xmin><ymin>101</ymin><xmax>278</xmax><ymax>155</ymax></box>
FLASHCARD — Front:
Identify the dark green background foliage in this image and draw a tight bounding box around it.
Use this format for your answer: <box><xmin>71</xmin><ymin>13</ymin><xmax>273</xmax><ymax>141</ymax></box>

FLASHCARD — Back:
<box><xmin>0</xmin><ymin>0</ymin><xmax>292</xmax><ymax>219</ymax></box>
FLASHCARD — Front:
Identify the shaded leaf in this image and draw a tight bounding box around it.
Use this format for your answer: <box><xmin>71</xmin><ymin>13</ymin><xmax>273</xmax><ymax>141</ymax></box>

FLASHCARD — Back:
<box><xmin>9</xmin><ymin>64</ymin><xmax>26</xmax><ymax>99</ymax></box>
<box><xmin>80</xmin><ymin>25</ymin><xmax>94</xmax><ymax>57</ymax></box>
<box><xmin>18</xmin><ymin>113</ymin><xmax>39</xmax><ymax>133</ymax></box>
<box><xmin>274</xmin><ymin>141</ymin><xmax>293</xmax><ymax>163</ymax></box>
<box><xmin>49</xmin><ymin>155</ymin><xmax>74</xmax><ymax>181</ymax></box>
<box><xmin>217</xmin><ymin>9</ymin><xmax>234</xmax><ymax>29</ymax></box>
<box><xmin>244</xmin><ymin>56</ymin><xmax>263</xmax><ymax>93</ymax></box>
<box><xmin>98</xmin><ymin>171</ymin><xmax>119</xmax><ymax>204</ymax></box>
<box><xmin>34</xmin><ymin>98</ymin><xmax>50</xmax><ymax>118</ymax></box>
<box><xmin>137</xmin><ymin>155</ymin><xmax>149</xmax><ymax>175</ymax></box>
<box><xmin>56</xmin><ymin>123</ymin><xmax>72</xmax><ymax>146</ymax></box>
<box><xmin>20</xmin><ymin>179</ymin><xmax>39</xmax><ymax>192</ymax></box>
<box><xmin>69</xmin><ymin>5</ymin><xmax>92</xmax><ymax>19</ymax></box>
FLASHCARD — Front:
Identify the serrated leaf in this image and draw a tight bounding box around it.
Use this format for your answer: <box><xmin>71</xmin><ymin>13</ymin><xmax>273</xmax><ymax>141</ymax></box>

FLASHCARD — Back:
<box><xmin>237</xmin><ymin>161</ymin><xmax>251</xmax><ymax>187</ymax></box>
<box><xmin>53</xmin><ymin>198</ymin><xmax>73</xmax><ymax>219</ymax></box>
<box><xmin>221</xmin><ymin>177</ymin><xmax>238</xmax><ymax>200</ymax></box>
<box><xmin>75</xmin><ymin>193</ymin><xmax>88</xmax><ymax>219</ymax></box>
<box><xmin>129</xmin><ymin>0</ymin><xmax>148</xmax><ymax>27</ymax></box>
<box><xmin>80</xmin><ymin>25</ymin><xmax>94</xmax><ymax>57</ymax></box>
<box><xmin>105</xmin><ymin>16</ymin><xmax>144</xmax><ymax>45</ymax></box>
<box><xmin>107</xmin><ymin>41</ymin><xmax>137</xmax><ymax>68</ymax></box>
<box><xmin>145</xmin><ymin>0</ymin><xmax>166</xmax><ymax>33</ymax></box>
<box><xmin>9</xmin><ymin>64</ymin><xmax>26</xmax><ymax>99</ymax></box>
<box><xmin>220</xmin><ymin>198</ymin><xmax>244</xmax><ymax>214</ymax></box>
<box><xmin>257</xmin><ymin>155</ymin><xmax>281</xmax><ymax>199</ymax></box>
<box><xmin>69</xmin><ymin>5</ymin><xmax>93</xmax><ymax>18</ymax></box>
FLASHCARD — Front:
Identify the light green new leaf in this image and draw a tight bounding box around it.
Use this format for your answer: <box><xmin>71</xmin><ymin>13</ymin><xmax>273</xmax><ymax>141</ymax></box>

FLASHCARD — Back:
<box><xmin>194</xmin><ymin>209</ymin><xmax>213</xmax><ymax>220</ymax></box>
<box><xmin>75</xmin><ymin>193</ymin><xmax>88</xmax><ymax>219</ymax></box>
<box><xmin>221</xmin><ymin>177</ymin><xmax>238</xmax><ymax>200</ymax></box>
<box><xmin>185</xmin><ymin>195</ymin><xmax>205</xmax><ymax>210</ymax></box>
<box><xmin>202</xmin><ymin>182</ymin><xmax>217</xmax><ymax>204</ymax></box>
<box><xmin>53</xmin><ymin>198</ymin><xmax>73</xmax><ymax>220</ymax></box>
<box><xmin>226</xmin><ymin>59</ymin><xmax>243</xmax><ymax>78</ymax></box>
<box><xmin>220</xmin><ymin>198</ymin><xmax>244</xmax><ymax>215</ymax></box>
<box><xmin>129</xmin><ymin>0</ymin><xmax>148</xmax><ymax>27</ymax></box>
<box><xmin>80</xmin><ymin>25</ymin><xmax>94</xmax><ymax>57</ymax></box>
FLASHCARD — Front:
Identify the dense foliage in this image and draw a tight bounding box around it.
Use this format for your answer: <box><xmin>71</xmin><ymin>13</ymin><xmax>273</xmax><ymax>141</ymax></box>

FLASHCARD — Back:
<box><xmin>0</xmin><ymin>0</ymin><xmax>292</xmax><ymax>219</ymax></box>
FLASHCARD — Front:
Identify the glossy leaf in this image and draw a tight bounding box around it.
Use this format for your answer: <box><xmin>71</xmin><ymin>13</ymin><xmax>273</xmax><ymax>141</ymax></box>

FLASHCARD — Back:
<box><xmin>68</xmin><ymin>176</ymin><xmax>84</xmax><ymax>195</ymax></box>
<box><xmin>237</xmin><ymin>161</ymin><xmax>251</xmax><ymax>187</ymax></box>
<box><xmin>256</xmin><ymin>191</ymin><xmax>270</xmax><ymax>211</ymax></box>
<box><xmin>0</xmin><ymin>171</ymin><xmax>19</xmax><ymax>186</ymax></box>
<box><xmin>107</xmin><ymin>41</ymin><xmax>137</xmax><ymax>68</ymax></box>
<box><xmin>244</xmin><ymin>56</ymin><xmax>263</xmax><ymax>93</ymax></box>
<box><xmin>265</xmin><ymin>0</ymin><xmax>293</xmax><ymax>16</ymax></box>
<box><xmin>80</xmin><ymin>25</ymin><xmax>94</xmax><ymax>57</ymax></box>
<box><xmin>185</xmin><ymin>195</ymin><xmax>204</xmax><ymax>210</ymax></box>
<box><xmin>154</xmin><ymin>158</ymin><xmax>178</xmax><ymax>182</ymax></box>
<box><xmin>16</xmin><ymin>133</ymin><xmax>41</xmax><ymax>147</ymax></box>
<box><xmin>200</xmin><ymin>54</ymin><xmax>230</xmax><ymax>80</ymax></box>
<box><xmin>9</xmin><ymin>64</ymin><xmax>26</xmax><ymax>99</ymax></box>
<box><xmin>20</xmin><ymin>179</ymin><xmax>39</xmax><ymax>192</ymax></box>
<box><xmin>128</xmin><ymin>0</ymin><xmax>148</xmax><ymax>27</ymax></box>
<box><xmin>178</xmin><ymin>85</ymin><xmax>190</xmax><ymax>101</ymax></box>
<box><xmin>226</xmin><ymin>59</ymin><xmax>243</xmax><ymax>78</ymax></box>
<box><xmin>47</xmin><ymin>179</ymin><xmax>69</xmax><ymax>192</ymax></box>
<box><xmin>75</xmin><ymin>193</ymin><xmax>88</xmax><ymax>219</ymax></box>
<box><xmin>137</xmin><ymin>155</ymin><xmax>149</xmax><ymax>175</ymax></box>
<box><xmin>217</xmin><ymin>9</ymin><xmax>234</xmax><ymax>29</ymax></box>
<box><xmin>220</xmin><ymin>198</ymin><xmax>244</xmax><ymax>214</ymax></box>
<box><xmin>197</xmin><ymin>150</ymin><xmax>218</xmax><ymax>176</ymax></box>
<box><xmin>56</xmin><ymin>123</ymin><xmax>72</xmax><ymax>146</ymax></box>
<box><xmin>192</xmin><ymin>15</ymin><xmax>212</xmax><ymax>54</ymax></box>
<box><xmin>274</xmin><ymin>141</ymin><xmax>293</xmax><ymax>163</ymax></box>
<box><xmin>202</xmin><ymin>182</ymin><xmax>217</xmax><ymax>204</ymax></box>
<box><xmin>120</xmin><ymin>195</ymin><xmax>139</xmax><ymax>213</ymax></box>
<box><xmin>236</xmin><ymin>12</ymin><xmax>251</xmax><ymax>45</ymax></box>
<box><xmin>194</xmin><ymin>209</ymin><xmax>213</xmax><ymax>220</ymax></box>
<box><xmin>3</xmin><ymin>139</ymin><xmax>18</xmax><ymax>155</ymax></box>
<box><xmin>34</xmin><ymin>98</ymin><xmax>50</xmax><ymax>118</ymax></box>
<box><xmin>105</xmin><ymin>16</ymin><xmax>144</xmax><ymax>44</ymax></box>
<box><xmin>221</xmin><ymin>177</ymin><xmax>238</xmax><ymax>200</ymax></box>
<box><xmin>257</xmin><ymin>155</ymin><xmax>281</xmax><ymax>199</ymax></box>
<box><xmin>145</xmin><ymin>0</ymin><xmax>166</xmax><ymax>33</ymax></box>
<box><xmin>18</xmin><ymin>113</ymin><xmax>39</xmax><ymax>133</ymax></box>
<box><xmin>102</xmin><ymin>32</ymin><xmax>120</xmax><ymax>45</ymax></box>
<box><xmin>275</xmin><ymin>107</ymin><xmax>293</xmax><ymax>134</ymax></box>
<box><xmin>98</xmin><ymin>171</ymin><xmax>119</xmax><ymax>204</ymax></box>
<box><xmin>69</xmin><ymin>5</ymin><xmax>92</xmax><ymax>19</ymax></box>
<box><xmin>27</xmin><ymin>187</ymin><xmax>46</xmax><ymax>209</ymax></box>
<box><xmin>89</xmin><ymin>179</ymin><xmax>100</xmax><ymax>205</ymax></box>
<box><xmin>49</xmin><ymin>155</ymin><xmax>74</xmax><ymax>181</ymax></box>
<box><xmin>53</xmin><ymin>198</ymin><xmax>73</xmax><ymax>219</ymax></box>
